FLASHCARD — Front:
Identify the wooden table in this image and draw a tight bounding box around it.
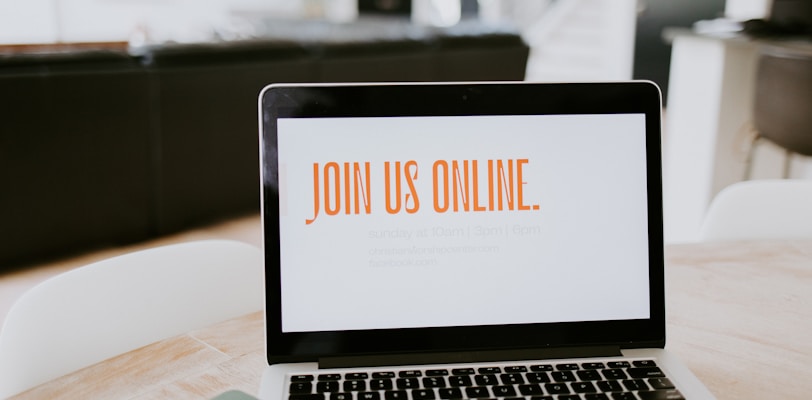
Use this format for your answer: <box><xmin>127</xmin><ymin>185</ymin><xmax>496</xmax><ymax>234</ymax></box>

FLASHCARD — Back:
<box><xmin>663</xmin><ymin>239</ymin><xmax>812</xmax><ymax>399</ymax></box>
<box><xmin>11</xmin><ymin>240</ymin><xmax>812</xmax><ymax>399</ymax></box>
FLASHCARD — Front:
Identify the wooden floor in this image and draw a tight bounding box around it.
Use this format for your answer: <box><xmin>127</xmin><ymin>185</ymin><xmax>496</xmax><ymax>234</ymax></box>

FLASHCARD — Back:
<box><xmin>0</xmin><ymin>214</ymin><xmax>263</xmax><ymax>329</ymax></box>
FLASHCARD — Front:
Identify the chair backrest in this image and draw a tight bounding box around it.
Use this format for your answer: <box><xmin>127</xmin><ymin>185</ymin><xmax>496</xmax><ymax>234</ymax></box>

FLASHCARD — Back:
<box><xmin>698</xmin><ymin>179</ymin><xmax>812</xmax><ymax>241</ymax></box>
<box><xmin>0</xmin><ymin>239</ymin><xmax>263</xmax><ymax>398</ymax></box>
<box><xmin>753</xmin><ymin>42</ymin><xmax>812</xmax><ymax>156</ymax></box>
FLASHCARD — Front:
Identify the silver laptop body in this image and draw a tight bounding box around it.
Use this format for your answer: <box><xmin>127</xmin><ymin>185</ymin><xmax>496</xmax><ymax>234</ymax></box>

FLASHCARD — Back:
<box><xmin>256</xmin><ymin>82</ymin><xmax>715</xmax><ymax>400</ymax></box>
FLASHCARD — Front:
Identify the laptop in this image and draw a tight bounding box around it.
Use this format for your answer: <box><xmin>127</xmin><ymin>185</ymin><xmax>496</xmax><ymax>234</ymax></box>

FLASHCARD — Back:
<box><xmin>256</xmin><ymin>81</ymin><xmax>715</xmax><ymax>400</ymax></box>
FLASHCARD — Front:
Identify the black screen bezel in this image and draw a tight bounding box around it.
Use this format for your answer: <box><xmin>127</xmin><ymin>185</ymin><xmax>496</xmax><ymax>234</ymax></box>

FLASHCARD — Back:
<box><xmin>258</xmin><ymin>81</ymin><xmax>665</xmax><ymax>364</ymax></box>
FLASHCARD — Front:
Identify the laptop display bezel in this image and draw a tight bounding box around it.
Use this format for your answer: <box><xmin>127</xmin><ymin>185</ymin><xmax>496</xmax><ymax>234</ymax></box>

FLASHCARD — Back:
<box><xmin>259</xmin><ymin>81</ymin><xmax>665</xmax><ymax>364</ymax></box>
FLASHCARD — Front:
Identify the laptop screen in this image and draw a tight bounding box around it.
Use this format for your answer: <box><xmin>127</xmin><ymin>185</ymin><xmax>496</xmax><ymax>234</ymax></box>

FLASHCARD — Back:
<box><xmin>277</xmin><ymin>114</ymin><xmax>650</xmax><ymax>333</ymax></box>
<box><xmin>260</xmin><ymin>82</ymin><xmax>665</xmax><ymax>362</ymax></box>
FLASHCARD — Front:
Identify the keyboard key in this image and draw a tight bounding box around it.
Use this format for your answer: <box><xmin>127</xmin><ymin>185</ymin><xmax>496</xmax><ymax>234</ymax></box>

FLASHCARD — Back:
<box><xmin>373</xmin><ymin>372</ymin><xmax>396</xmax><ymax>379</ymax></box>
<box><xmin>558</xmin><ymin>396</ymin><xmax>581</xmax><ymax>400</ymax></box>
<box><xmin>345</xmin><ymin>373</ymin><xmax>368</xmax><ymax>380</ymax></box>
<box><xmin>628</xmin><ymin>367</ymin><xmax>666</xmax><ymax>379</ymax></box>
<box><xmin>601</xmin><ymin>369</ymin><xmax>627</xmax><ymax>380</ymax></box>
<box><xmin>465</xmin><ymin>387</ymin><xmax>490</xmax><ymax>398</ymax></box>
<box><xmin>358</xmin><ymin>392</ymin><xmax>380</xmax><ymax>400</ymax></box>
<box><xmin>412</xmin><ymin>389</ymin><xmax>436</xmax><ymax>400</ymax></box>
<box><xmin>572</xmin><ymin>381</ymin><xmax>597</xmax><ymax>393</ymax></box>
<box><xmin>530</xmin><ymin>364</ymin><xmax>554</xmax><ymax>372</ymax></box>
<box><xmin>649</xmin><ymin>377</ymin><xmax>676</xmax><ymax>390</ymax></box>
<box><xmin>584</xmin><ymin>394</ymin><xmax>610</xmax><ymax>400</ymax></box>
<box><xmin>526</xmin><ymin>372</ymin><xmax>551</xmax><ymax>383</ymax></box>
<box><xmin>581</xmin><ymin>362</ymin><xmax>606</xmax><ymax>370</ymax></box>
<box><xmin>396</xmin><ymin>378</ymin><xmax>419</xmax><ymax>390</ymax></box>
<box><xmin>290</xmin><ymin>395</ymin><xmax>324</xmax><ymax>400</ymax></box>
<box><xmin>399</xmin><ymin>370</ymin><xmax>422</xmax><ymax>378</ymax></box>
<box><xmin>292</xmin><ymin>375</ymin><xmax>315</xmax><ymax>382</ymax></box>
<box><xmin>438</xmin><ymin>388</ymin><xmax>463</xmax><ymax>399</ymax></box>
<box><xmin>610</xmin><ymin>393</ymin><xmax>636</xmax><ymax>400</ymax></box>
<box><xmin>544</xmin><ymin>383</ymin><xmax>570</xmax><ymax>394</ymax></box>
<box><xmin>551</xmin><ymin>371</ymin><xmax>576</xmax><ymax>382</ymax></box>
<box><xmin>384</xmin><ymin>391</ymin><xmax>406</xmax><ymax>400</ymax></box>
<box><xmin>474</xmin><ymin>374</ymin><xmax>498</xmax><ymax>385</ymax></box>
<box><xmin>423</xmin><ymin>377</ymin><xmax>446</xmax><ymax>388</ymax></box>
<box><xmin>556</xmin><ymin>363</ymin><xmax>580</xmax><ymax>371</ymax></box>
<box><xmin>290</xmin><ymin>382</ymin><xmax>313</xmax><ymax>394</ymax></box>
<box><xmin>500</xmin><ymin>373</ymin><xmax>525</xmax><ymax>384</ymax></box>
<box><xmin>370</xmin><ymin>379</ymin><xmax>393</xmax><ymax>391</ymax></box>
<box><xmin>637</xmin><ymin>389</ymin><xmax>685</xmax><ymax>400</ymax></box>
<box><xmin>448</xmin><ymin>375</ymin><xmax>472</xmax><ymax>387</ymax></box>
<box><xmin>491</xmin><ymin>385</ymin><xmax>517</xmax><ymax>397</ymax></box>
<box><xmin>319</xmin><ymin>374</ymin><xmax>342</xmax><ymax>381</ymax></box>
<box><xmin>597</xmin><ymin>380</ymin><xmax>623</xmax><ymax>392</ymax></box>
<box><xmin>607</xmin><ymin>361</ymin><xmax>631</xmax><ymax>369</ymax></box>
<box><xmin>426</xmin><ymin>369</ymin><xmax>449</xmax><ymax>376</ymax></box>
<box><xmin>504</xmin><ymin>366</ymin><xmax>528</xmax><ymax>373</ymax></box>
<box><xmin>478</xmin><ymin>367</ymin><xmax>502</xmax><ymax>374</ymax></box>
<box><xmin>329</xmin><ymin>393</ymin><xmax>351</xmax><ymax>400</ymax></box>
<box><xmin>577</xmin><ymin>370</ymin><xmax>602</xmax><ymax>381</ymax></box>
<box><xmin>452</xmin><ymin>368</ymin><xmax>475</xmax><ymax>375</ymax></box>
<box><xmin>518</xmin><ymin>384</ymin><xmax>543</xmax><ymax>396</ymax></box>
<box><xmin>633</xmin><ymin>360</ymin><xmax>658</xmax><ymax>368</ymax></box>
<box><xmin>344</xmin><ymin>381</ymin><xmax>366</xmax><ymax>392</ymax></box>
<box><xmin>621</xmin><ymin>379</ymin><xmax>649</xmax><ymax>391</ymax></box>
<box><xmin>317</xmin><ymin>381</ymin><xmax>339</xmax><ymax>393</ymax></box>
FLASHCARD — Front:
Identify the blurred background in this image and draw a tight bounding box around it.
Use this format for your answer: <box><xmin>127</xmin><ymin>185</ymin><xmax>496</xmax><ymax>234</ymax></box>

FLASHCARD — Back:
<box><xmin>2</xmin><ymin>0</ymin><xmax>811</xmax><ymax>267</ymax></box>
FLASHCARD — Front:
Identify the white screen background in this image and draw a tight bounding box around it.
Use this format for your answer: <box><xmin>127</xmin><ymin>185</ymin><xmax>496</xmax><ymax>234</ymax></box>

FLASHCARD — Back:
<box><xmin>277</xmin><ymin>114</ymin><xmax>651</xmax><ymax>333</ymax></box>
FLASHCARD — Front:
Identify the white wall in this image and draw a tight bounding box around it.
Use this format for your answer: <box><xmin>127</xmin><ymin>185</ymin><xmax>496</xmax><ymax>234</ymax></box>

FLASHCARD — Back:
<box><xmin>522</xmin><ymin>0</ymin><xmax>638</xmax><ymax>82</ymax></box>
<box><xmin>724</xmin><ymin>0</ymin><xmax>772</xmax><ymax>21</ymax></box>
<box><xmin>0</xmin><ymin>0</ymin><xmax>59</xmax><ymax>44</ymax></box>
<box><xmin>0</xmin><ymin>0</ymin><xmax>305</xmax><ymax>45</ymax></box>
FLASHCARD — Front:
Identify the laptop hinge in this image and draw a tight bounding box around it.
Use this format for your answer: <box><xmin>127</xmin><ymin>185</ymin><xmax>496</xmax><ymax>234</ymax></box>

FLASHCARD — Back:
<box><xmin>318</xmin><ymin>346</ymin><xmax>622</xmax><ymax>369</ymax></box>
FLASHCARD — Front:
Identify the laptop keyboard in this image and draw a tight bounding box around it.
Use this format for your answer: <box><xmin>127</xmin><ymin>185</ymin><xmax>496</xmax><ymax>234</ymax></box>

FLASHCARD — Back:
<box><xmin>286</xmin><ymin>359</ymin><xmax>685</xmax><ymax>400</ymax></box>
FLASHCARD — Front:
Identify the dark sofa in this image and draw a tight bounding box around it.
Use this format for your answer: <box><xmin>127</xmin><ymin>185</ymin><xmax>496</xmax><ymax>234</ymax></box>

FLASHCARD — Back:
<box><xmin>1</xmin><ymin>50</ymin><xmax>154</xmax><ymax>267</ymax></box>
<box><xmin>0</xmin><ymin>18</ymin><xmax>529</xmax><ymax>268</ymax></box>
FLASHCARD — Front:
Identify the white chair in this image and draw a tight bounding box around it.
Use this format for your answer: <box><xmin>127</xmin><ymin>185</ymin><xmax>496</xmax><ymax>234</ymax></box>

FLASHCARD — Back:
<box><xmin>0</xmin><ymin>239</ymin><xmax>263</xmax><ymax>398</ymax></box>
<box><xmin>698</xmin><ymin>179</ymin><xmax>812</xmax><ymax>241</ymax></box>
